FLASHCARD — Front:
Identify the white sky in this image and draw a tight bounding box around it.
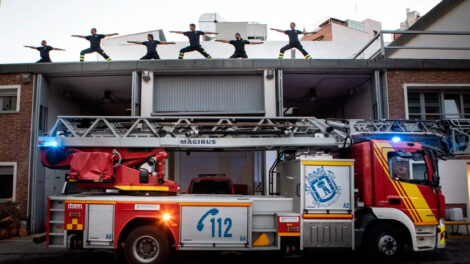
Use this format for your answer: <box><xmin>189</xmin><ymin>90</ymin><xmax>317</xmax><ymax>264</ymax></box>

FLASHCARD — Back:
<box><xmin>0</xmin><ymin>0</ymin><xmax>440</xmax><ymax>63</ymax></box>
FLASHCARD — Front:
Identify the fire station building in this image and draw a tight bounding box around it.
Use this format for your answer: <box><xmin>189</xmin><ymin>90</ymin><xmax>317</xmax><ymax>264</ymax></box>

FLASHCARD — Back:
<box><xmin>0</xmin><ymin>58</ymin><xmax>469</xmax><ymax>233</ymax></box>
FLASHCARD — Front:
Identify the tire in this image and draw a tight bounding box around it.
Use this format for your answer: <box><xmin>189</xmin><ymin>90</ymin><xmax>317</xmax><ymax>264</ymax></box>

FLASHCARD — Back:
<box><xmin>365</xmin><ymin>224</ymin><xmax>403</xmax><ymax>259</ymax></box>
<box><xmin>123</xmin><ymin>226</ymin><xmax>170</xmax><ymax>264</ymax></box>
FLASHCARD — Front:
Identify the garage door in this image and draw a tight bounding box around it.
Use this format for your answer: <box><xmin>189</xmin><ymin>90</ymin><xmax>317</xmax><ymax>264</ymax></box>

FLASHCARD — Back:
<box><xmin>153</xmin><ymin>74</ymin><xmax>264</xmax><ymax>115</ymax></box>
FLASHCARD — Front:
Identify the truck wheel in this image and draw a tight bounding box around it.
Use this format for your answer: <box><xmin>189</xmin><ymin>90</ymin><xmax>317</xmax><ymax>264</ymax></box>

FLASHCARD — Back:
<box><xmin>365</xmin><ymin>224</ymin><xmax>403</xmax><ymax>258</ymax></box>
<box><xmin>124</xmin><ymin>226</ymin><xmax>169</xmax><ymax>264</ymax></box>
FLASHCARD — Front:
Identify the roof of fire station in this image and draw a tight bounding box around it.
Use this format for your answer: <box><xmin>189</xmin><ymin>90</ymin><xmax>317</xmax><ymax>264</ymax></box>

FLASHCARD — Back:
<box><xmin>0</xmin><ymin>59</ymin><xmax>469</xmax><ymax>75</ymax></box>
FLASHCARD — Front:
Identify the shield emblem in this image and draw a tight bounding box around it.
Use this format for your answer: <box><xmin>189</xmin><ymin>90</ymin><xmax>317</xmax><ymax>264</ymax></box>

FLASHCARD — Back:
<box><xmin>310</xmin><ymin>174</ymin><xmax>337</xmax><ymax>203</ymax></box>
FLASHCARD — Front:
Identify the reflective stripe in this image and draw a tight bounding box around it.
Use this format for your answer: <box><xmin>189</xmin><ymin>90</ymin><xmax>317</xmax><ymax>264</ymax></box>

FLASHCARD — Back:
<box><xmin>278</xmin><ymin>232</ymin><xmax>300</xmax><ymax>237</ymax></box>
<box><xmin>302</xmin><ymin>160</ymin><xmax>353</xmax><ymax>166</ymax></box>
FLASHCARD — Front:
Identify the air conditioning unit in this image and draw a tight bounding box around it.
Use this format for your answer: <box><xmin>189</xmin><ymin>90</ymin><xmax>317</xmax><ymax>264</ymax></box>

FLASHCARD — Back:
<box><xmin>446</xmin><ymin>208</ymin><xmax>464</xmax><ymax>221</ymax></box>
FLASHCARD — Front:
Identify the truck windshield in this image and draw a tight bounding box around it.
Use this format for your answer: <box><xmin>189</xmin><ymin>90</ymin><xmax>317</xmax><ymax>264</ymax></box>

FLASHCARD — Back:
<box><xmin>388</xmin><ymin>152</ymin><xmax>429</xmax><ymax>185</ymax></box>
<box><xmin>189</xmin><ymin>180</ymin><xmax>232</xmax><ymax>194</ymax></box>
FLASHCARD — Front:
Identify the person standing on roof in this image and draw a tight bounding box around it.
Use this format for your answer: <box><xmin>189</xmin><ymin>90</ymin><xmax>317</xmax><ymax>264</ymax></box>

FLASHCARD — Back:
<box><xmin>127</xmin><ymin>34</ymin><xmax>176</xmax><ymax>60</ymax></box>
<box><xmin>270</xmin><ymin>22</ymin><xmax>317</xmax><ymax>59</ymax></box>
<box><xmin>24</xmin><ymin>40</ymin><xmax>65</xmax><ymax>63</ymax></box>
<box><xmin>170</xmin><ymin>24</ymin><xmax>217</xmax><ymax>59</ymax></box>
<box><xmin>72</xmin><ymin>28</ymin><xmax>118</xmax><ymax>61</ymax></box>
<box><xmin>216</xmin><ymin>33</ymin><xmax>263</xmax><ymax>58</ymax></box>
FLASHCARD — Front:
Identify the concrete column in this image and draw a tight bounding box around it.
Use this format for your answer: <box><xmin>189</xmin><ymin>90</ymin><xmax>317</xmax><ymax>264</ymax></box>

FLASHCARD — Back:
<box><xmin>263</xmin><ymin>69</ymin><xmax>279</xmax><ymax>194</ymax></box>
<box><xmin>140</xmin><ymin>71</ymin><xmax>154</xmax><ymax>117</ymax></box>
<box><xmin>263</xmin><ymin>69</ymin><xmax>277</xmax><ymax>117</ymax></box>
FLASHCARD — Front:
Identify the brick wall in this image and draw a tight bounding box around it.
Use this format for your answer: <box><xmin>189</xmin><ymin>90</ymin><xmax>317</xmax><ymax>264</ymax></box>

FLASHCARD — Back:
<box><xmin>0</xmin><ymin>73</ymin><xmax>34</xmax><ymax>220</ymax></box>
<box><xmin>386</xmin><ymin>70</ymin><xmax>470</xmax><ymax>119</ymax></box>
<box><xmin>301</xmin><ymin>23</ymin><xmax>333</xmax><ymax>41</ymax></box>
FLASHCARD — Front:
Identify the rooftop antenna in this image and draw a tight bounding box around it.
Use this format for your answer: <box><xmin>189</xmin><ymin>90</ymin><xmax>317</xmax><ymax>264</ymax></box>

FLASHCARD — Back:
<box><xmin>354</xmin><ymin>2</ymin><xmax>359</xmax><ymax>19</ymax></box>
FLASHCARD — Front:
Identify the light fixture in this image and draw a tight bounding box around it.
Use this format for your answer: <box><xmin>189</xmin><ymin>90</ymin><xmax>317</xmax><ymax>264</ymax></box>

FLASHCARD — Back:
<box><xmin>266</xmin><ymin>69</ymin><xmax>274</xmax><ymax>80</ymax></box>
<box><xmin>391</xmin><ymin>136</ymin><xmax>401</xmax><ymax>143</ymax></box>
<box><xmin>142</xmin><ymin>71</ymin><xmax>151</xmax><ymax>82</ymax></box>
<box><xmin>21</xmin><ymin>74</ymin><xmax>31</xmax><ymax>83</ymax></box>
<box><xmin>102</xmin><ymin>90</ymin><xmax>114</xmax><ymax>103</ymax></box>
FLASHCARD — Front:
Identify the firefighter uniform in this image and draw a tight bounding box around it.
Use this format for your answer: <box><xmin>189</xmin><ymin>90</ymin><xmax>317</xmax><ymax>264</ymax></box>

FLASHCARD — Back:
<box><xmin>36</xmin><ymin>46</ymin><xmax>53</xmax><ymax>63</ymax></box>
<box><xmin>179</xmin><ymin>31</ymin><xmax>211</xmax><ymax>59</ymax></box>
<box><xmin>229</xmin><ymin>39</ymin><xmax>250</xmax><ymax>58</ymax></box>
<box><xmin>80</xmin><ymin>34</ymin><xmax>111</xmax><ymax>61</ymax></box>
<box><xmin>279</xmin><ymin>30</ymin><xmax>311</xmax><ymax>59</ymax></box>
<box><xmin>140</xmin><ymin>40</ymin><xmax>161</xmax><ymax>60</ymax></box>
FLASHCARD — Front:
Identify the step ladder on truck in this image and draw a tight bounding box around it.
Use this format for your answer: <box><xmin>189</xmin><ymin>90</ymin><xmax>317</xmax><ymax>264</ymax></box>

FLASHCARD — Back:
<box><xmin>38</xmin><ymin>116</ymin><xmax>470</xmax><ymax>263</ymax></box>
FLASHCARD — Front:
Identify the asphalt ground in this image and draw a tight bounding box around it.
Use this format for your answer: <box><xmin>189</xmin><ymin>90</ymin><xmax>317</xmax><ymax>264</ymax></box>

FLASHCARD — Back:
<box><xmin>1</xmin><ymin>236</ymin><xmax>469</xmax><ymax>264</ymax></box>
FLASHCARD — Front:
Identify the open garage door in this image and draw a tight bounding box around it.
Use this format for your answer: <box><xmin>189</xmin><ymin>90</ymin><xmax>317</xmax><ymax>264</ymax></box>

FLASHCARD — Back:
<box><xmin>282</xmin><ymin>72</ymin><xmax>376</xmax><ymax>119</ymax></box>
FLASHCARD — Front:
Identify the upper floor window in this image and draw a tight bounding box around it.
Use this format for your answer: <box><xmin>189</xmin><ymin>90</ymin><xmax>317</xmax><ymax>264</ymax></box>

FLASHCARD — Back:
<box><xmin>0</xmin><ymin>85</ymin><xmax>20</xmax><ymax>113</ymax></box>
<box><xmin>407</xmin><ymin>88</ymin><xmax>470</xmax><ymax>120</ymax></box>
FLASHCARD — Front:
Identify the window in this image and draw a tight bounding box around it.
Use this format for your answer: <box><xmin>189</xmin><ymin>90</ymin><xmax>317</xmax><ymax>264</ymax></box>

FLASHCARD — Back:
<box><xmin>0</xmin><ymin>86</ymin><xmax>20</xmax><ymax>113</ymax></box>
<box><xmin>388</xmin><ymin>152</ymin><xmax>428</xmax><ymax>185</ymax></box>
<box><xmin>0</xmin><ymin>163</ymin><xmax>17</xmax><ymax>202</ymax></box>
<box><xmin>407</xmin><ymin>88</ymin><xmax>470</xmax><ymax>120</ymax></box>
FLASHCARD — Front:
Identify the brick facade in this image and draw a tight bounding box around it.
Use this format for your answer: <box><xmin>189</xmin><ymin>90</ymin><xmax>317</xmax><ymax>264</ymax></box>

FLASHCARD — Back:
<box><xmin>386</xmin><ymin>70</ymin><xmax>470</xmax><ymax>119</ymax></box>
<box><xmin>0</xmin><ymin>73</ymin><xmax>34</xmax><ymax>220</ymax></box>
<box><xmin>301</xmin><ymin>23</ymin><xmax>333</xmax><ymax>41</ymax></box>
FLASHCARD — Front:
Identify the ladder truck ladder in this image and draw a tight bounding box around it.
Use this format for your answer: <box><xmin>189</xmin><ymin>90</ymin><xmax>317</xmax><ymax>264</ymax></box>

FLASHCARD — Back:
<box><xmin>39</xmin><ymin>116</ymin><xmax>470</xmax><ymax>155</ymax></box>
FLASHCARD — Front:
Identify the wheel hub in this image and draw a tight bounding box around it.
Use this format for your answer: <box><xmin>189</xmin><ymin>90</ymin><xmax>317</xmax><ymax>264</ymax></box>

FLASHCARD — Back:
<box><xmin>378</xmin><ymin>235</ymin><xmax>398</xmax><ymax>256</ymax></box>
<box><xmin>133</xmin><ymin>235</ymin><xmax>160</xmax><ymax>263</ymax></box>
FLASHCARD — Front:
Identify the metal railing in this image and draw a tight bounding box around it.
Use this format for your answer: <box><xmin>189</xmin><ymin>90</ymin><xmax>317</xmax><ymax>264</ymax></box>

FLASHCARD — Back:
<box><xmin>353</xmin><ymin>30</ymin><xmax>470</xmax><ymax>59</ymax></box>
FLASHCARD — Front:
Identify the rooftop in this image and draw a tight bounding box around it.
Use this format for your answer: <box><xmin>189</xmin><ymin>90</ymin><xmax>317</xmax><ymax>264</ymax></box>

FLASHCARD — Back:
<box><xmin>1</xmin><ymin>59</ymin><xmax>469</xmax><ymax>75</ymax></box>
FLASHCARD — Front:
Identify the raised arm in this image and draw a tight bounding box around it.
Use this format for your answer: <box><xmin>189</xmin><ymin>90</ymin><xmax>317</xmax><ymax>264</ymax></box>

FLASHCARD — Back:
<box><xmin>215</xmin><ymin>40</ymin><xmax>230</xmax><ymax>44</ymax></box>
<box><xmin>104</xmin><ymin>33</ymin><xmax>119</xmax><ymax>37</ymax></box>
<box><xmin>169</xmin><ymin>31</ymin><xmax>184</xmax><ymax>35</ymax></box>
<box><xmin>204</xmin><ymin>32</ymin><xmax>218</xmax><ymax>35</ymax></box>
<box><xmin>52</xmin><ymin>47</ymin><xmax>65</xmax><ymax>51</ymax></box>
<box><xmin>159</xmin><ymin>41</ymin><xmax>176</xmax><ymax>45</ymax></box>
<box><xmin>127</xmin><ymin>41</ymin><xmax>143</xmax><ymax>45</ymax></box>
<box><xmin>24</xmin><ymin>45</ymin><xmax>37</xmax><ymax>49</ymax></box>
<box><xmin>270</xmin><ymin>28</ymin><xmax>285</xmax><ymax>33</ymax></box>
<box><xmin>247</xmin><ymin>41</ymin><xmax>263</xmax><ymax>45</ymax></box>
<box><xmin>71</xmin><ymin>35</ymin><xmax>86</xmax><ymax>39</ymax></box>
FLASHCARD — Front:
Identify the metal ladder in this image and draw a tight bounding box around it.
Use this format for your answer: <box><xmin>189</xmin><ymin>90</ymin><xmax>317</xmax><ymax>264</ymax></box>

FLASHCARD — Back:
<box><xmin>39</xmin><ymin>116</ymin><xmax>470</xmax><ymax>155</ymax></box>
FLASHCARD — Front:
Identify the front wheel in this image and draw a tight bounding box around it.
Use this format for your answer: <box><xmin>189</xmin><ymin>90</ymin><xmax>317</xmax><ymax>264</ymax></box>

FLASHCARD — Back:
<box><xmin>124</xmin><ymin>226</ymin><xmax>169</xmax><ymax>264</ymax></box>
<box><xmin>365</xmin><ymin>224</ymin><xmax>403</xmax><ymax>259</ymax></box>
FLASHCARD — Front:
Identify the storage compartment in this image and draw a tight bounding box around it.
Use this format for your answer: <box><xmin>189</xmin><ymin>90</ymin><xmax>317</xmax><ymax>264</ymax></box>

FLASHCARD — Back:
<box><xmin>85</xmin><ymin>204</ymin><xmax>114</xmax><ymax>247</ymax></box>
<box><xmin>180</xmin><ymin>205</ymin><xmax>249</xmax><ymax>247</ymax></box>
<box><xmin>303</xmin><ymin>220</ymin><xmax>353</xmax><ymax>248</ymax></box>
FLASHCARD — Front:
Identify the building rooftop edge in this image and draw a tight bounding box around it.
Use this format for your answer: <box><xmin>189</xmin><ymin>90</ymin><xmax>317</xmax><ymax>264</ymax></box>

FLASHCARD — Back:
<box><xmin>0</xmin><ymin>59</ymin><xmax>469</xmax><ymax>75</ymax></box>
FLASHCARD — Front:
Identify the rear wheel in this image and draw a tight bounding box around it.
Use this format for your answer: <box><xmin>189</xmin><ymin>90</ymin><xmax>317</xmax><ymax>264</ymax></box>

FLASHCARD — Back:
<box><xmin>124</xmin><ymin>226</ymin><xmax>169</xmax><ymax>264</ymax></box>
<box><xmin>365</xmin><ymin>224</ymin><xmax>403</xmax><ymax>259</ymax></box>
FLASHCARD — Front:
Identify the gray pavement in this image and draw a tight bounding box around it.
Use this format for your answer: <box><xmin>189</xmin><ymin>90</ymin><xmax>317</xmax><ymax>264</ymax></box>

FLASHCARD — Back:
<box><xmin>1</xmin><ymin>236</ymin><xmax>470</xmax><ymax>264</ymax></box>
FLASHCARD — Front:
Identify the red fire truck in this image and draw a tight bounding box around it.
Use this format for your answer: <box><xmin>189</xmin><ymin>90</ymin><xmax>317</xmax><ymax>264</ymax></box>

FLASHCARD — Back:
<box><xmin>38</xmin><ymin>117</ymin><xmax>456</xmax><ymax>264</ymax></box>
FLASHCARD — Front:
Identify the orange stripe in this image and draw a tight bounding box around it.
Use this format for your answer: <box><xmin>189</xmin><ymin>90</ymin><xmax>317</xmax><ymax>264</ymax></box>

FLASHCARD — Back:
<box><xmin>179</xmin><ymin>202</ymin><xmax>251</xmax><ymax>207</ymax></box>
<box><xmin>66</xmin><ymin>200</ymin><xmax>116</xmax><ymax>204</ymax></box>
<box><xmin>373</xmin><ymin>147</ymin><xmax>421</xmax><ymax>222</ymax></box>
<box><xmin>395</xmin><ymin>181</ymin><xmax>423</xmax><ymax>222</ymax></box>
<box><xmin>278</xmin><ymin>232</ymin><xmax>300</xmax><ymax>237</ymax></box>
<box><xmin>372</xmin><ymin>147</ymin><xmax>420</xmax><ymax>223</ymax></box>
<box><xmin>302</xmin><ymin>214</ymin><xmax>353</xmax><ymax>219</ymax></box>
<box><xmin>415</xmin><ymin>221</ymin><xmax>438</xmax><ymax>226</ymax></box>
<box><xmin>373</xmin><ymin>144</ymin><xmax>423</xmax><ymax>223</ymax></box>
<box><xmin>119</xmin><ymin>201</ymin><xmax>178</xmax><ymax>205</ymax></box>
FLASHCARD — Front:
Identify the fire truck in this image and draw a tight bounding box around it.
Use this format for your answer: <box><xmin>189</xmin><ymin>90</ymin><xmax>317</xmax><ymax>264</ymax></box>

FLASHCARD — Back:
<box><xmin>38</xmin><ymin>116</ymin><xmax>469</xmax><ymax>264</ymax></box>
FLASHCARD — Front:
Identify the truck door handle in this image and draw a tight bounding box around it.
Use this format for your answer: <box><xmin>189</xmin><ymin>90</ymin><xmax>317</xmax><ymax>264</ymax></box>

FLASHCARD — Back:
<box><xmin>388</xmin><ymin>198</ymin><xmax>401</xmax><ymax>205</ymax></box>
<box><xmin>296</xmin><ymin>183</ymin><xmax>300</xmax><ymax>197</ymax></box>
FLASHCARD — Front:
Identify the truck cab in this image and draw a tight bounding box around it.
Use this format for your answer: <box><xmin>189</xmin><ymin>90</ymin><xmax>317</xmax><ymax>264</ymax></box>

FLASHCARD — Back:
<box><xmin>350</xmin><ymin>139</ymin><xmax>446</xmax><ymax>255</ymax></box>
